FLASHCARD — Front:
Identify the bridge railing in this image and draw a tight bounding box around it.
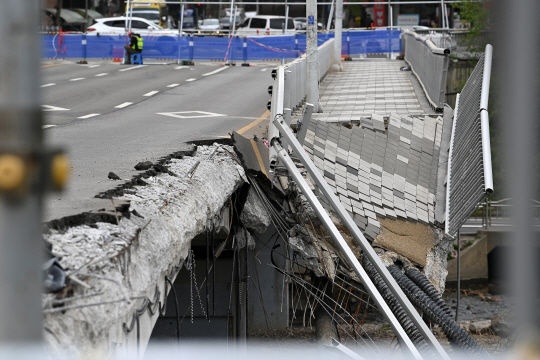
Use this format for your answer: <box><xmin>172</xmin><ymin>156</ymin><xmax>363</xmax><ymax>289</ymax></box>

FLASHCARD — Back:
<box><xmin>282</xmin><ymin>38</ymin><xmax>334</xmax><ymax>110</ymax></box>
<box><xmin>414</xmin><ymin>29</ymin><xmax>492</xmax><ymax>59</ymax></box>
<box><xmin>466</xmin><ymin>198</ymin><xmax>540</xmax><ymax>230</ymax></box>
<box><xmin>268</xmin><ymin>37</ymin><xmax>335</xmax><ymax>167</ymax></box>
<box><xmin>402</xmin><ymin>29</ymin><xmax>450</xmax><ymax>111</ymax></box>
<box><xmin>446</xmin><ymin>44</ymin><xmax>494</xmax><ymax>236</ymax></box>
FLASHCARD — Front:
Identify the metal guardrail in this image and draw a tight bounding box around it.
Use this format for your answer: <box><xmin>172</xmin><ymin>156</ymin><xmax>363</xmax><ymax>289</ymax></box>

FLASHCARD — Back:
<box><xmin>445</xmin><ymin>44</ymin><xmax>494</xmax><ymax>236</ymax></box>
<box><xmin>402</xmin><ymin>29</ymin><xmax>450</xmax><ymax>111</ymax></box>
<box><xmin>414</xmin><ymin>29</ymin><xmax>491</xmax><ymax>59</ymax></box>
<box><xmin>465</xmin><ymin>198</ymin><xmax>540</xmax><ymax>229</ymax></box>
<box><xmin>268</xmin><ymin>37</ymin><xmax>334</xmax><ymax>167</ymax></box>
<box><xmin>282</xmin><ymin>38</ymin><xmax>334</xmax><ymax>110</ymax></box>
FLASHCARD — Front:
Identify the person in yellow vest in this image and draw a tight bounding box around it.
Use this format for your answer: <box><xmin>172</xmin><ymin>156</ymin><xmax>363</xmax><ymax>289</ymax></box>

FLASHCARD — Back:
<box><xmin>123</xmin><ymin>31</ymin><xmax>143</xmax><ymax>64</ymax></box>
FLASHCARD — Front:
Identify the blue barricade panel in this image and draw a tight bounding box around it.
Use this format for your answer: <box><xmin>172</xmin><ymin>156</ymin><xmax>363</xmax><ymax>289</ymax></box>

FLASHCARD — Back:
<box><xmin>343</xmin><ymin>29</ymin><xmax>401</xmax><ymax>55</ymax></box>
<box><xmin>41</xmin><ymin>30</ymin><xmax>401</xmax><ymax>60</ymax></box>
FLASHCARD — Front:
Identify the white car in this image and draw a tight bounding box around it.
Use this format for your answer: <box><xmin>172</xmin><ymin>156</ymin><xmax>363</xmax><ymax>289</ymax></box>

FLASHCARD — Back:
<box><xmin>87</xmin><ymin>16</ymin><xmax>177</xmax><ymax>35</ymax></box>
<box><xmin>198</xmin><ymin>18</ymin><xmax>221</xmax><ymax>33</ymax></box>
<box><xmin>236</xmin><ymin>16</ymin><xmax>296</xmax><ymax>35</ymax></box>
<box><xmin>87</xmin><ymin>17</ymin><xmax>182</xmax><ymax>55</ymax></box>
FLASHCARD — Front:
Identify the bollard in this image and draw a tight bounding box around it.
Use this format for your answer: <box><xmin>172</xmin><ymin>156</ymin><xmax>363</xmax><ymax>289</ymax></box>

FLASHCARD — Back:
<box><xmin>189</xmin><ymin>38</ymin><xmax>194</xmax><ymax>62</ymax></box>
<box><xmin>241</xmin><ymin>37</ymin><xmax>249</xmax><ymax>66</ymax></box>
<box><xmin>79</xmin><ymin>34</ymin><xmax>88</xmax><ymax>64</ymax></box>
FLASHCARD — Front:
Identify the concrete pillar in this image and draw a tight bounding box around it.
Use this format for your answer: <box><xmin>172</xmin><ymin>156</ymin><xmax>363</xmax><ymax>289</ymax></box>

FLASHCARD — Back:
<box><xmin>248</xmin><ymin>225</ymin><xmax>289</xmax><ymax>330</ymax></box>
<box><xmin>332</xmin><ymin>0</ymin><xmax>343</xmax><ymax>72</ymax></box>
<box><xmin>306</xmin><ymin>0</ymin><xmax>320</xmax><ymax>112</ymax></box>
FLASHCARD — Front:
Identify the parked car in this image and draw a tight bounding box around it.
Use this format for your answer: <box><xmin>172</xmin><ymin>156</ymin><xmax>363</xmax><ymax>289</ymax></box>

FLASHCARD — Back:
<box><xmin>198</xmin><ymin>18</ymin><xmax>220</xmax><ymax>33</ymax></box>
<box><xmin>87</xmin><ymin>16</ymin><xmax>177</xmax><ymax>35</ymax></box>
<box><xmin>87</xmin><ymin>17</ymin><xmax>180</xmax><ymax>55</ymax></box>
<box><xmin>293</xmin><ymin>17</ymin><xmax>306</xmax><ymax>30</ymax></box>
<box><xmin>236</xmin><ymin>15</ymin><xmax>295</xmax><ymax>35</ymax></box>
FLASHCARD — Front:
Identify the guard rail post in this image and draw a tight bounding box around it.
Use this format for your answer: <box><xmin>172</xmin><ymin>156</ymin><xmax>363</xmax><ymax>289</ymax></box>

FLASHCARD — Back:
<box><xmin>82</xmin><ymin>34</ymin><xmax>87</xmax><ymax>64</ymax></box>
<box><xmin>346</xmin><ymin>30</ymin><xmax>351</xmax><ymax>58</ymax></box>
<box><xmin>242</xmin><ymin>37</ymin><xmax>248</xmax><ymax>66</ymax></box>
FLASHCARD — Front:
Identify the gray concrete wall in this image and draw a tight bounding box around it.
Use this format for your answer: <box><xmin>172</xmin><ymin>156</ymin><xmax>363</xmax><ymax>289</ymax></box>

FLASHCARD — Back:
<box><xmin>248</xmin><ymin>224</ymin><xmax>289</xmax><ymax>331</ymax></box>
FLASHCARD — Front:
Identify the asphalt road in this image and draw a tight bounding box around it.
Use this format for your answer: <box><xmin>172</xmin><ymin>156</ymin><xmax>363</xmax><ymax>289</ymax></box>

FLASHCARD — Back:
<box><xmin>41</xmin><ymin>59</ymin><xmax>275</xmax><ymax>221</ymax></box>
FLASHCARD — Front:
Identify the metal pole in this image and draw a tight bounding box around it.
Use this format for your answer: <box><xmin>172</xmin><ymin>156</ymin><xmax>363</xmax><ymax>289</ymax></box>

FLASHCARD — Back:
<box><xmin>496</xmin><ymin>0</ymin><xmax>540</xmax><ymax>332</ymax></box>
<box><xmin>326</xmin><ymin>0</ymin><xmax>334</xmax><ymax>31</ymax></box>
<box><xmin>271</xmin><ymin>118</ymin><xmax>450</xmax><ymax>359</ymax></box>
<box><xmin>285</xmin><ymin>5</ymin><xmax>289</xmax><ymax>33</ymax></box>
<box><xmin>85</xmin><ymin>0</ymin><xmax>89</xmax><ymax>31</ymax></box>
<box><xmin>272</xmin><ymin>141</ymin><xmax>423</xmax><ymax>360</ymax></box>
<box><xmin>480</xmin><ymin>44</ymin><xmax>494</xmax><ymax>194</ymax></box>
<box><xmin>306</xmin><ymin>0</ymin><xmax>319</xmax><ymax>112</ymax></box>
<box><xmin>439</xmin><ymin>0</ymin><xmax>445</xmax><ymax>28</ymax></box>
<box><xmin>229</xmin><ymin>0</ymin><xmax>235</xmax><ymax>28</ymax></box>
<box><xmin>455</xmin><ymin>229</ymin><xmax>460</xmax><ymax>322</ymax></box>
<box><xmin>179</xmin><ymin>3</ymin><xmax>185</xmax><ymax>35</ymax></box>
<box><xmin>332</xmin><ymin>0</ymin><xmax>343</xmax><ymax>71</ymax></box>
<box><xmin>389</xmin><ymin>2</ymin><xmax>393</xmax><ymax>28</ymax></box>
<box><xmin>0</xmin><ymin>0</ymin><xmax>43</xmax><ymax>344</ymax></box>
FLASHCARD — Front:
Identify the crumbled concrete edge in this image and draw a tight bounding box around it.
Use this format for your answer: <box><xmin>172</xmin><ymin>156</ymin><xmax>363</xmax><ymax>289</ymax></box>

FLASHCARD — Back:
<box><xmin>239</xmin><ymin>186</ymin><xmax>272</xmax><ymax>234</ymax></box>
<box><xmin>42</xmin><ymin>144</ymin><xmax>246</xmax><ymax>358</ymax></box>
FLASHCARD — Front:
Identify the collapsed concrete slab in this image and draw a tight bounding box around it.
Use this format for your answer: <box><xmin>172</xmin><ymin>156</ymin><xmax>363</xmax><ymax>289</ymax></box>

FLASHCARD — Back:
<box><xmin>43</xmin><ymin>144</ymin><xmax>246</xmax><ymax>358</ymax></box>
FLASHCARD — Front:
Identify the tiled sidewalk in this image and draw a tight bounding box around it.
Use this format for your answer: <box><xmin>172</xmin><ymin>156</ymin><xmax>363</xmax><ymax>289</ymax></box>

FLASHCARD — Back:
<box><xmin>316</xmin><ymin>61</ymin><xmax>426</xmax><ymax>118</ymax></box>
<box><xmin>301</xmin><ymin>60</ymin><xmax>450</xmax><ymax>240</ymax></box>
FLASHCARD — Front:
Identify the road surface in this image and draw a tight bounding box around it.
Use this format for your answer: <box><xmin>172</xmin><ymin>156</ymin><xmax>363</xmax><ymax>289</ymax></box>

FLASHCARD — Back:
<box><xmin>41</xmin><ymin>60</ymin><xmax>275</xmax><ymax>221</ymax></box>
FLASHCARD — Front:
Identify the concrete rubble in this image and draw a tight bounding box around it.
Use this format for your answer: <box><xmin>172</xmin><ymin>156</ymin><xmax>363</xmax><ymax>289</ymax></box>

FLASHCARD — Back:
<box><xmin>42</xmin><ymin>144</ymin><xmax>247</xmax><ymax>358</ymax></box>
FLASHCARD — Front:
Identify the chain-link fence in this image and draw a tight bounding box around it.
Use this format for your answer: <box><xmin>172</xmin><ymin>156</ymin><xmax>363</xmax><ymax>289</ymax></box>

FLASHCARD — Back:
<box><xmin>403</xmin><ymin>30</ymin><xmax>450</xmax><ymax>111</ymax></box>
<box><xmin>445</xmin><ymin>45</ymin><xmax>494</xmax><ymax>236</ymax></box>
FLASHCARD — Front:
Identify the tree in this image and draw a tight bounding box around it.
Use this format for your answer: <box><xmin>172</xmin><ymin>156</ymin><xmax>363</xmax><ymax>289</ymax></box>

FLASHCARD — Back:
<box><xmin>455</xmin><ymin>0</ymin><xmax>491</xmax><ymax>54</ymax></box>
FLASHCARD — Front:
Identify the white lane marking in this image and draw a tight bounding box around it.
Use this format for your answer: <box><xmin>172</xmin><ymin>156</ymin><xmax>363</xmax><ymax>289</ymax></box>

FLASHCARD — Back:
<box><xmin>175</xmin><ymin>66</ymin><xmax>188</xmax><ymax>70</ymax></box>
<box><xmin>70</xmin><ymin>78</ymin><xmax>85</xmax><ymax>81</ymax></box>
<box><xmin>167</xmin><ymin>83</ymin><xmax>180</xmax><ymax>88</ymax></box>
<box><xmin>261</xmin><ymin>68</ymin><xmax>268</xmax><ymax>72</ymax></box>
<box><xmin>115</xmin><ymin>102</ymin><xmax>133</xmax><ymax>109</ymax></box>
<box><xmin>119</xmin><ymin>65</ymin><xmax>147</xmax><ymax>72</ymax></box>
<box><xmin>202</xmin><ymin>67</ymin><xmax>229</xmax><ymax>76</ymax></box>
<box><xmin>95</xmin><ymin>73</ymin><xmax>109</xmax><ymax>77</ymax></box>
<box><xmin>78</xmin><ymin>113</ymin><xmax>100</xmax><ymax>119</ymax></box>
<box><xmin>42</xmin><ymin>105</ymin><xmax>69</xmax><ymax>111</ymax></box>
<box><xmin>42</xmin><ymin>125</ymin><xmax>57</xmax><ymax>129</ymax></box>
<box><xmin>144</xmin><ymin>91</ymin><xmax>159</xmax><ymax>97</ymax></box>
<box><xmin>41</xmin><ymin>83</ymin><xmax>56</xmax><ymax>88</ymax></box>
<box><xmin>186</xmin><ymin>78</ymin><xmax>196</xmax><ymax>82</ymax></box>
<box><xmin>157</xmin><ymin>111</ymin><xmax>226</xmax><ymax>119</ymax></box>
<box><xmin>88</xmin><ymin>65</ymin><xmax>100</xmax><ymax>68</ymax></box>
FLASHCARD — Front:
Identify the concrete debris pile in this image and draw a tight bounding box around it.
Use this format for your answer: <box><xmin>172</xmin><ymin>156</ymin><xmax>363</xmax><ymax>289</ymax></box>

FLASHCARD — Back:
<box><xmin>42</xmin><ymin>144</ymin><xmax>246</xmax><ymax>358</ymax></box>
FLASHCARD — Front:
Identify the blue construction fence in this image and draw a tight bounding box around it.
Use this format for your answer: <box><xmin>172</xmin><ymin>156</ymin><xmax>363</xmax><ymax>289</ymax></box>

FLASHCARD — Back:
<box><xmin>41</xmin><ymin>29</ymin><xmax>401</xmax><ymax>61</ymax></box>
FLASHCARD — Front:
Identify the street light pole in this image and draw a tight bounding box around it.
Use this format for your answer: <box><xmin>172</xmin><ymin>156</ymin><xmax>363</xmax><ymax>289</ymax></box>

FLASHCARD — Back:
<box><xmin>332</xmin><ymin>0</ymin><xmax>343</xmax><ymax>71</ymax></box>
<box><xmin>306</xmin><ymin>0</ymin><xmax>319</xmax><ymax>112</ymax></box>
<box><xmin>0</xmin><ymin>0</ymin><xmax>44</xmax><ymax>344</ymax></box>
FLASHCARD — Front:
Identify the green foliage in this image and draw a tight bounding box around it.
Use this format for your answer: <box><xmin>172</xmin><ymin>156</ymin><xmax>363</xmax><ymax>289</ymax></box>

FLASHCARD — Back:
<box><xmin>455</xmin><ymin>0</ymin><xmax>492</xmax><ymax>53</ymax></box>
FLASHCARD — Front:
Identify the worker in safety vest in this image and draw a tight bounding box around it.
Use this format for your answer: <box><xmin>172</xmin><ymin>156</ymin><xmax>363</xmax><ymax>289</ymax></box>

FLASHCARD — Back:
<box><xmin>123</xmin><ymin>31</ymin><xmax>143</xmax><ymax>64</ymax></box>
